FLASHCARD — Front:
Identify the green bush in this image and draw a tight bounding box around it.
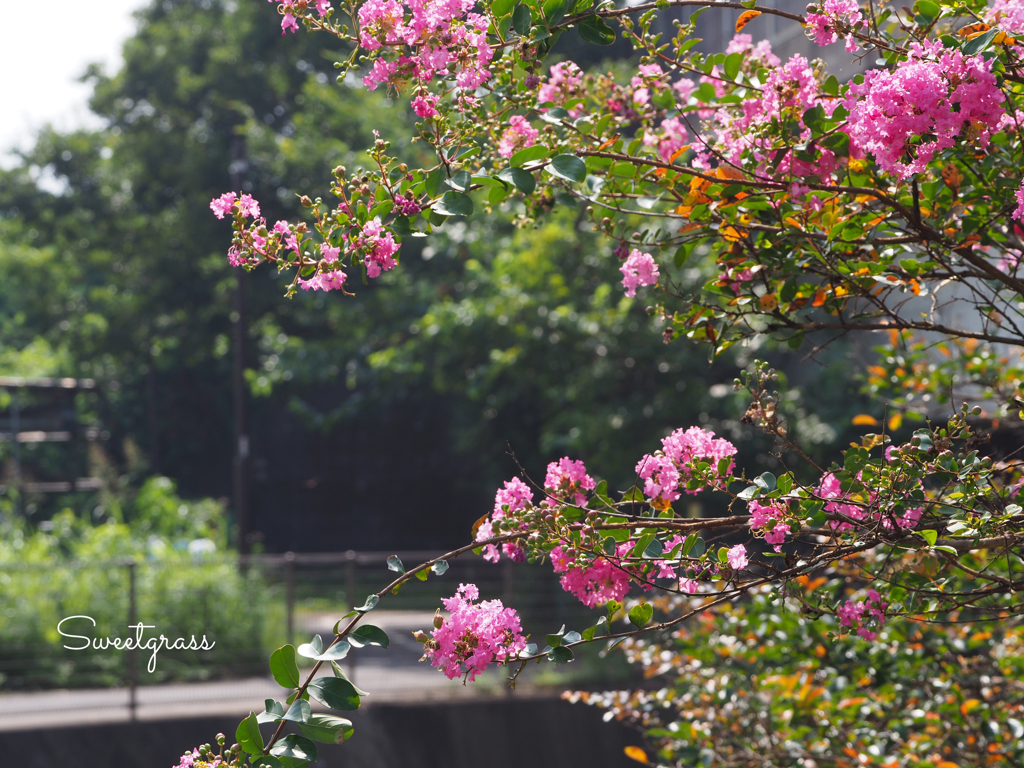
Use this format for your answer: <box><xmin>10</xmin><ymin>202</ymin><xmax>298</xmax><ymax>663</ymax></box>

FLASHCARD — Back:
<box><xmin>0</xmin><ymin>479</ymin><xmax>267</xmax><ymax>690</ymax></box>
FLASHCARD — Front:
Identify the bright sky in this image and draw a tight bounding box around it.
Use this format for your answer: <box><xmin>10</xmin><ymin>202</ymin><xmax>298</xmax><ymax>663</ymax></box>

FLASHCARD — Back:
<box><xmin>0</xmin><ymin>0</ymin><xmax>146</xmax><ymax>164</ymax></box>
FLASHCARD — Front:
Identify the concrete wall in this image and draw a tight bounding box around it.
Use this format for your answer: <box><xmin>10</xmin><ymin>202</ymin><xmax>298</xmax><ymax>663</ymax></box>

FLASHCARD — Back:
<box><xmin>0</xmin><ymin>697</ymin><xmax>645</xmax><ymax>768</ymax></box>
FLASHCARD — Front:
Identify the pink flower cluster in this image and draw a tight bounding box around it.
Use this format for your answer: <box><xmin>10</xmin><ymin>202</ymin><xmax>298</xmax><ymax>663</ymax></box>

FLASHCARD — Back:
<box><xmin>748</xmin><ymin>500</ymin><xmax>791</xmax><ymax>552</ymax></box>
<box><xmin>806</xmin><ymin>0</ymin><xmax>863</xmax><ymax>52</ymax></box>
<box><xmin>637</xmin><ymin>427</ymin><xmax>737</xmax><ymax>506</ymax></box>
<box><xmin>538</xmin><ymin>62</ymin><xmax>584</xmax><ymax>117</ymax></box>
<box><xmin>545</xmin><ymin>457</ymin><xmax>597</xmax><ymax>506</ymax></box>
<box><xmin>620</xmin><ymin>249</ymin><xmax>659</xmax><ymax>298</ymax></box>
<box><xmin>1014</xmin><ymin>181</ymin><xmax>1024</xmax><ymax>221</ymax></box>
<box><xmin>845</xmin><ymin>41</ymin><xmax>1006</xmax><ymax>179</ymax></box>
<box><xmin>476</xmin><ymin>477</ymin><xmax>534</xmax><ymax>563</ymax></box>
<box><xmin>551</xmin><ymin>544</ymin><xmax>633</xmax><ymax>607</ymax></box>
<box><xmin>356</xmin><ymin>0</ymin><xmax>493</xmax><ymax>95</ymax></box>
<box><xmin>498</xmin><ymin>115</ymin><xmax>539</xmax><ymax>158</ymax></box>
<box><xmin>988</xmin><ymin>0</ymin><xmax>1024</xmax><ymax>33</ymax></box>
<box><xmin>838</xmin><ymin>589</ymin><xmax>888</xmax><ymax>641</ymax></box>
<box><xmin>209</xmin><ymin>192</ymin><xmax>260</xmax><ymax>220</ymax></box>
<box><xmin>424</xmin><ymin>583</ymin><xmax>526</xmax><ymax>681</ymax></box>
<box><xmin>173</xmin><ymin>750</ymin><xmax>225</xmax><ymax>768</ymax></box>
<box><xmin>356</xmin><ymin>217</ymin><xmax>399</xmax><ymax>277</ymax></box>
<box><xmin>298</xmin><ymin>269</ymin><xmax>347</xmax><ymax>292</ymax></box>
<box><xmin>818</xmin><ymin>472</ymin><xmax>922</xmax><ymax>531</ymax></box>
<box><xmin>726</xmin><ymin>543</ymin><xmax>748</xmax><ymax>570</ymax></box>
<box><xmin>643</xmin><ymin>117</ymin><xmax>689</xmax><ymax>162</ymax></box>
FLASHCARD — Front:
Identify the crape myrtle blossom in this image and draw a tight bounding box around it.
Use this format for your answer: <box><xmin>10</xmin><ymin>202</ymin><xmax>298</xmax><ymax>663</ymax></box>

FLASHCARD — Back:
<box><xmin>545</xmin><ymin>457</ymin><xmax>596</xmax><ymax>506</ymax></box>
<box><xmin>838</xmin><ymin>589</ymin><xmax>888</xmax><ymax>641</ymax></box>
<box><xmin>422</xmin><ymin>583</ymin><xmax>526</xmax><ymax>681</ymax></box>
<box><xmin>726</xmin><ymin>544</ymin><xmax>748</xmax><ymax>571</ymax></box>
<box><xmin>498</xmin><ymin>115</ymin><xmax>540</xmax><ymax>158</ymax></box>
<box><xmin>748</xmin><ymin>500</ymin><xmax>791</xmax><ymax>552</ymax></box>
<box><xmin>1014</xmin><ymin>181</ymin><xmax>1024</xmax><ymax>221</ymax></box>
<box><xmin>988</xmin><ymin>0</ymin><xmax>1024</xmax><ymax>33</ymax></box>
<box><xmin>805</xmin><ymin>0</ymin><xmax>863</xmax><ymax>52</ymax></box>
<box><xmin>173</xmin><ymin>749</ymin><xmax>225</xmax><ymax>768</ymax></box>
<box><xmin>637</xmin><ymin>427</ymin><xmax>737</xmax><ymax>506</ymax></box>
<box><xmin>476</xmin><ymin>477</ymin><xmax>534</xmax><ymax>563</ymax></box>
<box><xmin>845</xmin><ymin>41</ymin><xmax>1006</xmax><ymax>179</ymax></box>
<box><xmin>538</xmin><ymin>61</ymin><xmax>584</xmax><ymax>117</ymax></box>
<box><xmin>818</xmin><ymin>472</ymin><xmax>923</xmax><ymax>531</ymax></box>
<box><xmin>620</xmin><ymin>249</ymin><xmax>659</xmax><ymax>298</ymax></box>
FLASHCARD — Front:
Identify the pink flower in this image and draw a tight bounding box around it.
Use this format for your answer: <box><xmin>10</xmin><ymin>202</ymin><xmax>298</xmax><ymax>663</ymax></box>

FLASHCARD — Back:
<box><xmin>620</xmin><ymin>249</ymin><xmax>659</xmax><ymax>298</ymax></box>
<box><xmin>498</xmin><ymin>115</ymin><xmax>539</xmax><ymax>158</ymax></box>
<box><xmin>359</xmin><ymin>217</ymin><xmax>400</xmax><ymax>277</ymax></box>
<box><xmin>174</xmin><ymin>750</ymin><xmax>225</xmax><ymax>768</ymax></box>
<box><xmin>237</xmin><ymin>194</ymin><xmax>260</xmax><ymax>218</ymax></box>
<box><xmin>210</xmin><ymin>192</ymin><xmax>236</xmax><ymax>219</ymax></box>
<box><xmin>727</xmin><ymin>543</ymin><xmax>748</xmax><ymax>570</ymax></box>
<box><xmin>838</xmin><ymin>589</ymin><xmax>888</xmax><ymax>641</ymax></box>
<box><xmin>411</xmin><ymin>94</ymin><xmax>438</xmax><ymax>118</ymax></box>
<box><xmin>748</xmin><ymin>500</ymin><xmax>790</xmax><ymax>551</ymax></box>
<box><xmin>544</xmin><ymin>457</ymin><xmax>596</xmax><ymax>505</ymax></box>
<box><xmin>1014</xmin><ymin>181</ymin><xmax>1024</xmax><ymax>221</ymax></box>
<box><xmin>316</xmin><ymin>0</ymin><xmax>332</xmax><ymax>16</ymax></box>
<box><xmin>678</xmin><ymin>578</ymin><xmax>699</xmax><ymax>594</ymax></box>
<box><xmin>636</xmin><ymin>453</ymin><xmax>681</xmax><ymax>506</ymax></box>
<box><xmin>363</xmin><ymin>58</ymin><xmax>399</xmax><ymax>91</ymax></box>
<box><xmin>643</xmin><ymin>117</ymin><xmax>689</xmax><ymax>162</ymax></box>
<box><xmin>321</xmin><ymin>243</ymin><xmax>340</xmax><ymax>263</ymax></box>
<box><xmin>988</xmin><ymin>0</ymin><xmax>1024</xmax><ymax>33</ymax></box>
<box><xmin>358</xmin><ymin>0</ymin><xmax>405</xmax><ymax>50</ymax></box>
<box><xmin>662</xmin><ymin>426</ymin><xmax>737</xmax><ymax>479</ymax></box>
<box><xmin>846</xmin><ymin>41</ymin><xmax>1005</xmax><ymax>179</ymax></box>
<box><xmin>281</xmin><ymin>11</ymin><xmax>299</xmax><ymax>35</ymax></box>
<box><xmin>477</xmin><ymin>477</ymin><xmax>534</xmax><ymax>563</ymax></box>
<box><xmin>298</xmin><ymin>270</ymin><xmax>347</xmax><ymax>292</ymax></box>
<box><xmin>551</xmin><ymin>545</ymin><xmax>632</xmax><ymax>607</ymax></box>
<box><xmin>423</xmin><ymin>584</ymin><xmax>527</xmax><ymax>681</ymax></box>
<box><xmin>538</xmin><ymin>61</ymin><xmax>584</xmax><ymax>116</ymax></box>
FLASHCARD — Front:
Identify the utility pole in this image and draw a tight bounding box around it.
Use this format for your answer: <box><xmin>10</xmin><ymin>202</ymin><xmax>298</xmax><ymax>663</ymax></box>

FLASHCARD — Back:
<box><xmin>231</xmin><ymin>138</ymin><xmax>252</xmax><ymax>555</ymax></box>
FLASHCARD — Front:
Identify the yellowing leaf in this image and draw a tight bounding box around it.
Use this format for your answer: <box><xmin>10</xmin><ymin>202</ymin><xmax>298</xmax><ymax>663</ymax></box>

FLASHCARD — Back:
<box><xmin>994</xmin><ymin>30</ymin><xmax>1017</xmax><ymax>45</ymax></box>
<box><xmin>624</xmin><ymin>746</ymin><xmax>649</xmax><ymax>764</ymax></box>
<box><xmin>957</xmin><ymin>22</ymin><xmax>991</xmax><ymax>38</ymax></box>
<box><xmin>838</xmin><ymin>697</ymin><xmax>868</xmax><ymax>709</ymax></box>
<box><xmin>937</xmin><ymin>762</ymin><xmax>961</xmax><ymax>768</ymax></box>
<box><xmin>471</xmin><ymin>513</ymin><xmax>490</xmax><ymax>540</ymax></box>
<box><xmin>852</xmin><ymin>414</ymin><xmax>879</xmax><ymax>426</ymax></box>
<box><xmin>735</xmin><ymin>9</ymin><xmax>762</xmax><ymax>32</ymax></box>
<box><xmin>888</xmin><ymin>413</ymin><xmax>903</xmax><ymax>431</ymax></box>
<box><xmin>960</xmin><ymin>699</ymin><xmax>981</xmax><ymax>716</ymax></box>
<box><xmin>759</xmin><ymin>293</ymin><xmax>778</xmax><ymax>311</ymax></box>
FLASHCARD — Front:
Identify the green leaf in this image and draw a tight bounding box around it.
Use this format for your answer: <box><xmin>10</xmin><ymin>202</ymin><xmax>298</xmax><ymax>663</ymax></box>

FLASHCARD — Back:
<box><xmin>512</xmin><ymin>4</ymin><xmax>532</xmax><ymax>35</ymax></box>
<box><xmin>542</xmin><ymin>0</ymin><xmax>567</xmax><ymax>25</ymax></box>
<box><xmin>754</xmin><ymin>472</ymin><xmax>776</xmax><ymax>492</ymax></box>
<box><xmin>492</xmin><ymin>0</ymin><xmax>516</xmax><ymax>18</ymax></box>
<box><xmin>431</xmin><ymin>559</ymin><xmax>449</xmax><ymax>575</ymax></box>
<box><xmin>386</xmin><ymin>554</ymin><xmax>405</xmax><ymax>574</ymax></box>
<box><xmin>563</xmin><ymin>630</ymin><xmax>582</xmax><ymax>643</ymax></box>
<box><xmin>547</xmin><ymin>154</ymin><xmax>587</xmax><ymax>183</ymax></box>
<box><xmin>314</xmin><ymin>640</ymin><xmax>350</xmax><ymax>661</ymax></box>
<box><xmin>582</xmin><ymin>616</ymin><xmax>608</xmax><ymax>641</ymax></box>
<box><xmin>802</xmin><ymin>105</ymin><xmax>826</xmax><ymax>133</ymax></box>
<box><xmin>547</xmin><ymin>646</ymin><xmax>575</xmax><ymax>664</ymax></box>
<box><xmin>578</xmin><ymin>14</ymin><xmax>616</xmax><ymax>45</ymax></box>
<box><xmin>432</xmin><ymin>191</ymin><xmax>474</xmax><ymax>217</ymax></box>
<box><xmin>236</xmin><ymin>712</ymin><xmax>264</xmax><ymax>756</ymax></box>
<box><xmin>933</xmin><ymin>545</ymin><xmax>959</xmax><ymax>555</ymax></box>
<box><xmin>628</xmin><ymin>603</ymin><xmax>653</xmax><ymax>628</ymax></box>
<box><xmin>962</xmin><ymin>28</ymin><xmax>996</xmax><ymax>55</ymax></box>
<box><xmin>257</xmin><ymin>699</ymin><xmax>286</xmax><ymax>724</ymax></box>
<box><xmin>252</xmin><ymin>758</ymin><xmax>284</xmax><ymax>768</ymax></box>
<box><xmin>718</xmin><ymin>546</ymin><xmax>729</xmax><ymax>564</ymax></box>
<box><xmin>270</xmin><ymin>735</ymin><xmax>319</xmax><ymax>762</ymax></box>
<box><xmin>643</xmin><ymin>537</ymin><xmax>664</xmax><ymax>558</ymax></box>
<box><xmin>350</xmin><ymin>624</ymin><xmax>390</xmax><ymax>649</ymax></box>
<box><xmin>355</xmin><ymin>594</ymin><xmax>379</xmax><ymax>613</ymax></box>
<box><xmin>297</xmin><ymin>635</ymin><xmax>324</xmax><ymax>659</ymax></box>
<box><xmin>509</xmin><ymin>144</ymin><xmax>549</xmax><ymax>166</ymax></box>
<box><xmin>423</xmin><ymin>167</ymin><xmax>443</xmax><ymax>197</ymax></box>
<box><xmin>920</xmin><ymin>529</ymin><xmax>938</xmax><ymax>547</ymax></box>
<box><xmin>270</xmin><ymin>645</ymin><xmax>301</xmax><ymax>689</ymax></box>
<box><xmin>724</xmin><ymin>52</ymin><xmax>743</xmax><ymax>80</ymax></box>
<box><xmin>300</xmin><ymin>714</ymin><xmax>355</xmax><ymax>745</ymax></box>
<box><xmin>497</xmin><ymin>167</ymin><xmax>536</xmax><ymax>195</ymax></box>
<box><xmin>331</xmin><ymin>661</ymin><xmax>370</xmax><ymax>695</ymax></box>
<box><xmin>445</xmin><ymin>171</ymin><xmax>472</xmax><ymax>192</ymax></box>
<box><xmin>308</xmin><ymin>676</ymin><xmax>362</xmax><ymax>711</ymax></box>
<box><xmin>606</xmin><ymin>599</ymin><xmax>622</xmax><ymax>618</ymax></box>
<box><xmin>281</xmin><ymin>699</ymin><xmax>311</xmax><ymax>724</ymax></box>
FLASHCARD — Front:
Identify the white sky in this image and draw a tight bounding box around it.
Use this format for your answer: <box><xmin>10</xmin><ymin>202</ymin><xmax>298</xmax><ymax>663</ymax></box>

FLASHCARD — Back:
<box><xmin>0</xmin><ymin>0</ymin><xmax>147</xmax><ymax>165</ymax></box>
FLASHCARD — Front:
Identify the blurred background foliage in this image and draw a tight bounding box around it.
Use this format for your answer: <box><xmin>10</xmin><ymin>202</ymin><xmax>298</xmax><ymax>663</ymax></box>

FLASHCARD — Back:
<box><xmin>0</xmin><ymin>0</ymin><xmax>872</xmax><ymax>552</ymax></box>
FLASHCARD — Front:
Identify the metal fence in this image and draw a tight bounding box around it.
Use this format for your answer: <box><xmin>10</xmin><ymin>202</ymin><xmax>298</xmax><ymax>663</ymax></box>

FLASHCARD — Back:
<box><xmin>0</xmin><ymin>550</ymin><xmax>592</xmax><ymax>723</ymax></box>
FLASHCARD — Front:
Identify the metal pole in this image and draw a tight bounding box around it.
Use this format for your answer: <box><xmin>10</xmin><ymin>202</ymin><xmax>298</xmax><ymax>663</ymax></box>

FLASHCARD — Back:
<box><xmin>345</xmin><ymin>551</ymin><xmax>357</xmax><ymax>681</ymax></box>
<box><xmin>11</xmin><ymin>394</ymin><xmax>20</xmax><ymax>515</ymax></box>
<box><xmin>127</xmin><ymin>560</ymin><xmax>137</xmax><ymax>721</ymax></box>
<box><xmin>285</xmin><ymin>552</ymin><xmax>296</xmax><ymax>647</ymax></box>
<box><xmin>231</xmin><ymin>139</ymin><xmax>251</xmax><ymax>555</ymax></box>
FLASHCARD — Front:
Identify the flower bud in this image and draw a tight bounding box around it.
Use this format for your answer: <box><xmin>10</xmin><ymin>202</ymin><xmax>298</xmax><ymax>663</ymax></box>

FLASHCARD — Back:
<box><xmin>333</xmin><ymin>165</ymin><xmax>347</xmax><ymax>178</ymax></box>
<box><xmin>216</xmin><ymin>734</ymin><xmax>226</xmax><ymax>746</ymax></box>
<box><xmin>300</xmin><ymin>195</ymin><xmax>313</xmax><ymax>207</ymax></box>
<box><xmin>412</xmin><ymin>630</ymin><xmax>430</xmax><ymax>643</ymax></box>
<box><xmin>433</xmin><ymin>609</ymin><xmax>444</xmax><ymax>629</ymax></box>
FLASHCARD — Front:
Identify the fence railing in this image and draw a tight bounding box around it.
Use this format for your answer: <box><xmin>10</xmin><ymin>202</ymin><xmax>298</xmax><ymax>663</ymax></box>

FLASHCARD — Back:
<box><xmin>0</xmin><ymin>549</ymin><xmax>591</xmax><ymax>717</ymax></box>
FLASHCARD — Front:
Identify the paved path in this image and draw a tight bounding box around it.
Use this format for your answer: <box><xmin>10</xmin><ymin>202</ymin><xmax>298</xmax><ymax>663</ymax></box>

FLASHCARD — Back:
<box><xmin>0</xmin><ymin>611</ymin><xmax>518</xmax><ymax>732</ymax></box>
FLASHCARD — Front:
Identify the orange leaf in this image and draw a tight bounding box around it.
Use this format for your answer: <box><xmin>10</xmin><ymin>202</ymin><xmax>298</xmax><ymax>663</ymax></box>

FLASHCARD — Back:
<box><xmin>888</xmin><ymin>413</ymin><xmax>903</xmax><ymax>431</ymax></box>
<box><xmin>720</xmin><ymin>225</ymin><xmax>746</xmax><ymax>243</ymax></box>
<box><xmin>852</xmin><ymin>414</ymin><xmax>879</xmax><ymax>426</ymax></box>
<box><xmin>812</xmin><ymin>288</ymin><xmax>828</xmax><ymax>307</ymax></box>
<box><xmin>471</xmin><ymin>513</ymin><xmax>490</xmax><ymax>539</ymax></box>
<box><xmin>937</xmin><ymin>762</ymin><xmax>961</xmax><ymax>768</ymax></box>
<box><xmin>597</xmin><ymin>134</ymin><xmax>620</xmax><ymax>151</ymax></box>
<box><xmin>735</xmin><ymin>9</ymin><xmax>762</xmax><ymax>32</ymax></box>
<box><xmin>960</xmin><ymin>699</ymin><xmax>981</xmax><ymax>716</ymax></box>
<box><xmin>624</xmin><ymin>746</ymin><xmax>649</xmax><ymax>764</ymax></box>
<box><xmin>759</xmin><ymin>293</ymin><xmax>778</xmax><ymax>311</ymax></box>
<box><xmin>993</xmin><ymin>30</ymin><xmax>1017</xmax><ymax>45</ymax></box>
<box><xmin>669</xmin><ymin>145</ymin><xmax>690</xmax><ymax>163</ymax></box>
<box><xmin>957</xmin><ymin>22</ymin><xmax>991</xmax><ymax>38</ymax></box>
<box><xmin>838</xmin><ymin>697</ymin><xmax>868</xmax><ymax>709</ymax></box>
<box><xmin>941</xmin><ymin>163</ymin><xmax>963</xmax><ymax>195</ymax></box>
